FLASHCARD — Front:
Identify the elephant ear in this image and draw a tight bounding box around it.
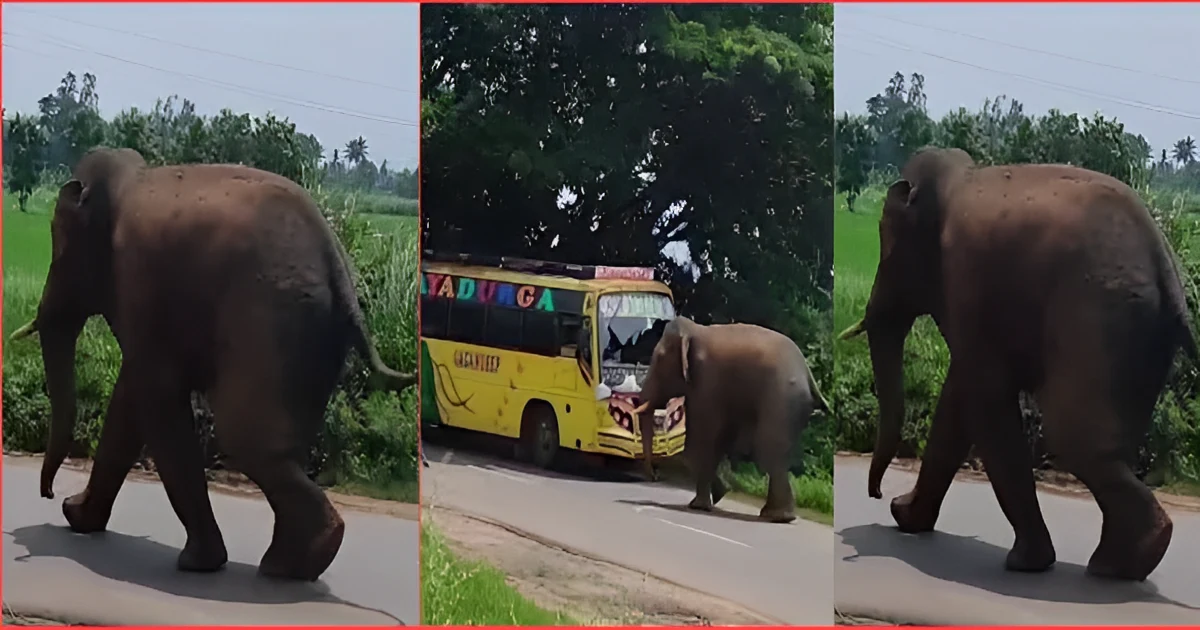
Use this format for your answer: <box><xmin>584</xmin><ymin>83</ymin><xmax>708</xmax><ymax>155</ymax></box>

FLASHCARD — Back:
<box><xmin>54</xmin><ymin>179</ymin><xmax>91</xmax><ymax>222</ymax></box>
<box><xmin>883</xmin><ymin>179</ymin><xmax>917</xmax><ymax>215</ymax></box>
<box><xmin>879</xmin><ymin>179</ymin><xmax>918</xmax><ymax>261</ymax></box>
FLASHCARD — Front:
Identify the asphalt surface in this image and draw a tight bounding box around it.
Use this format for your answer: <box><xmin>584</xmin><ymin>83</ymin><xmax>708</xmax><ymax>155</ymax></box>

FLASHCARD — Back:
<box><xmin>835</xmin><ymin>455</ymin><xmax>1200</xmax><ymax>625</ymax></box>
<box><xmin>2</xmin><ymin>456</ymin><xmax>418</xmax><ymax>626</ymax></box>
<box><xmin>422</xmin><ymin>442</ymin><xmax>833</xmax><ymax>626</ymax></box>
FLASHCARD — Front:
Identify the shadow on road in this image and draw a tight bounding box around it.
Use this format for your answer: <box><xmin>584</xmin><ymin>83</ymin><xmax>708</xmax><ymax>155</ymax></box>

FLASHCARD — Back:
<box><xmin>839</xmin><ymin>523</ymin><xmax>1200</xmax><ymax>610</ymax></box>
<box><xmin>7</xmin><ymin>524</ymin><xmax>368</xmax><ymax>609</ymax></box>
<box><xmin>615</xmin><ymin>499</ymin><xmax>770</xmax><ymax>524</ymax></box>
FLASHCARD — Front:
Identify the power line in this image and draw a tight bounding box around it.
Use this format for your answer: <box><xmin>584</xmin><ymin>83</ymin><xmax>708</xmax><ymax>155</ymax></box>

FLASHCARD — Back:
<box><xmin>6</xmin><ymin>6</ymin><xmax>417</xmax><ymax>95</ymax></box>
<box><xmin>3</xmin><ymin>30</ymin><xmax>419</xmax><ymax>128</ymax></box>
<box><xmin>860</xmin><ymin>12</ymin><xmax>1200</xmax><ymax>89</ymax></box>
<box><xmin>839</xmin><ymin>27</ymin><xmax>1200</xmax><ymax>121</ymax></box>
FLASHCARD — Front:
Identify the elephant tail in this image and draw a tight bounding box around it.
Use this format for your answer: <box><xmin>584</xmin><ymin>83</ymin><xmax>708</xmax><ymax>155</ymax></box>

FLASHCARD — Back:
<box><xmin>805</xmin><ymin>362</ymin><xmax>832</xmax><ymax>416</ymax></box>
<box><xmin>323</xmin><ymin>215</ymin><xmax>417</xmax><ymax>393</ymax></box>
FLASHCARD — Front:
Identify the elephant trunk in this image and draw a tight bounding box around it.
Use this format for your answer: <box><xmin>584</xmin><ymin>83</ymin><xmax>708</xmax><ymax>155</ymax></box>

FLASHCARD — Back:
<box><xmin>638</xmin><ymin>409</ymin><xmax>655</xmax><ymax>478</ymax></box>
<box><xmin>40</xmin><ymin>324</ymin><xmax>83</xmax><ymax>500</ymax></box>
<box><xmin>866</xmin><ymin>319</ymin><xmax>913</xmax><ymax>500</ymax></box>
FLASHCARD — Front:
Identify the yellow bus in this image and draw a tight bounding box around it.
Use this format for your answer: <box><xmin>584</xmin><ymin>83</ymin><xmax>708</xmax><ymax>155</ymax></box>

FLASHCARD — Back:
<box><xmin>419</xmin><ymin>252</ymin><xmax>686</xmax><ymax>468</ymax></box>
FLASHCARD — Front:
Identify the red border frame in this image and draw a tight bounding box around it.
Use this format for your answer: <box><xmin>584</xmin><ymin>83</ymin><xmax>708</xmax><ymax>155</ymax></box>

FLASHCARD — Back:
<box><xmin>4</xmin><ymin>2</ymin><xmax>1193</xmax><ymax>630</ymax></box>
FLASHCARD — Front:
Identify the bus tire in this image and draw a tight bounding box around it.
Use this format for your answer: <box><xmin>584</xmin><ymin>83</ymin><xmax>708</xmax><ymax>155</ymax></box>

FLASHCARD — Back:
<box><xmin>520</xmin><ymin>403</ymin><xmax>560</xmax><ymax>469</ymax></box>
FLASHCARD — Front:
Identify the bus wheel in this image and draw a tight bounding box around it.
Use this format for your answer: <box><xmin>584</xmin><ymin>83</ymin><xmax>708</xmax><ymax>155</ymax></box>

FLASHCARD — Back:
<box><xmin>520</xmin><ymin>404</ymin><xmax>560</xmax><ymax>469</ymax></box>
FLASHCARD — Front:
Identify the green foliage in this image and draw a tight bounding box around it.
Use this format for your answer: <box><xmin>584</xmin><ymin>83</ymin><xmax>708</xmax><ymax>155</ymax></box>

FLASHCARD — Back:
<box><xmin>2</xmin><ymin>71</ymin><xmax>421</xmax><ymax>500</ymax></box>
<box><xmin>834</xmin><ymin>72</ymin><xmax>1200</xmax><ymax>485</ymax></box>
<box><xmin>836</xmin><ymin>72</ymin><xmax>1157</xmax><ymax>190</ymax></box>
<box><xmin>421</xmin><ymin>4</ymin><xmax>835</xmax><ymax>492</ymax></box>
<box><xmin>422</xmin><ymin>523</ymin><xmax>576</xmax><ymax>626</ymax></box>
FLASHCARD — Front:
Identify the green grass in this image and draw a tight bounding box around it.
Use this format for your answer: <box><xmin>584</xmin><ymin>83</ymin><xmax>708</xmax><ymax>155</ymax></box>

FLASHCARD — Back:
<box><xmin>324</xmin><ymin>188</ymin><xmax>417</xmax><ymax>217</ymax></box>
<box><xmin>1</xmin><ymin>185</ymin><xmax>421</xmax><ymax>503</ymax></box>
<box><xmin>422</xmin><ymin>523</ymin><xmax>576</xmax><ymax>626</ymax></box>
<box><xmin>726</xmin><ymin>465</ymin><xmax>833</xmax><ymax>525</ymax></box>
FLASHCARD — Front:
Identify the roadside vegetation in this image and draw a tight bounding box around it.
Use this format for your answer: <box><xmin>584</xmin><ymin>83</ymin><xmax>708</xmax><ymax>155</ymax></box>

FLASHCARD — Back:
<box><xmin>421</xmin><ymin>522</ymin><xmax>575</xmax><ymax>626</ymax></box>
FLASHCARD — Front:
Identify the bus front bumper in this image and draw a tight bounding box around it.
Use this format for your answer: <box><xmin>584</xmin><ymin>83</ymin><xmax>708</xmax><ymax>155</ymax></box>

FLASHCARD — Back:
<box><xmin>596</xmin><ymin>427</ymin><xmax>686</xmax><ymax>459</ymax></box>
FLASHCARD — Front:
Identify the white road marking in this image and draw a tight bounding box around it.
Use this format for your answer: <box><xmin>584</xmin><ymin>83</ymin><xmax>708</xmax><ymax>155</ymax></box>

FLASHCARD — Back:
<box><xmin>633</xmin><ymin>505</ymin><xmax>661</xmax><ymax>513</ymax></box>
<box><xmin>439</xmin><ymin>449</ymin><xmax>455</xmax><ymax>464</ymax></box>
<box><xmin>467</xmin><ymin>464</ymin><xmax>535</xmax><ymax>484</ymax></box>
<box><xmin>654</xmin><ymin>517</ymin><xmax>752</xmax><ymax>548</ymax></box>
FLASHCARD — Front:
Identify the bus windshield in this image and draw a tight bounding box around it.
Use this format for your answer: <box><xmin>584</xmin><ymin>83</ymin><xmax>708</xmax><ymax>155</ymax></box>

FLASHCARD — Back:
<box><xmin>599</xmin><ymin>292</ymin><xmax>676</xmax><ymax>370</ymax></box>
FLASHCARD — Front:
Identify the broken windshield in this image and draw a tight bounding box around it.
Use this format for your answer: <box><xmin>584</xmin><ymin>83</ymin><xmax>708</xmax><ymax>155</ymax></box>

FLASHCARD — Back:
<box><xmin>599</xmin><ymin>292</ymin><xmax>676</xmax><ymax>368</ymax></box>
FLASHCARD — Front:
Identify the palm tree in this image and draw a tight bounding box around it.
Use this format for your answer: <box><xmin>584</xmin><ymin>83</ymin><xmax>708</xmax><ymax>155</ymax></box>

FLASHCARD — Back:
<box><xmin>1172</xmin><ymin>136</ymin><xmax>1196</xmax><ymax>166</ymax></box>
<box><xmin>344</xmin><ymin>136</ymin><xmax>369</xmax><ymax>165</ymax></box>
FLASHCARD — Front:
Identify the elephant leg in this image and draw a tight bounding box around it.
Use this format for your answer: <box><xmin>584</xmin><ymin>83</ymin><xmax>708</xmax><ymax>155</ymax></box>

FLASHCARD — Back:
<box><xmin>62</xmin><ymin>368</ymin><xmax>144</xmax><ymax>534</ymax></box>
<box><xmin>240</xmin><ymin>455</ymin><xmax>344</xmax><ymax>581</ymax></box>
<box><xmin>754</xmin><ymin>406</ymin><xmax>797</xmax><ymax>524</ymax></box>
<box><xmin>891</xmin><ymin>363</ymin><xmax>971</xmax><ymax>533</ymax></box>
<box><xmin>140</xmin><ymin>373</ymin><xmax>228</xmax><ymax>573</ymax></box>
<box><xmin>965</xmin><ymin>368</ymin><xmax>1055</xmax><ymax>573</ymax></box>
<box><xmin>213</xmin><ymin>374</ymin><xmax>343</xmax><ymax>582</ymax></box>
<box><xmin>711</xmin><ymin>472</ymin><xmax>729</xmax><ymax>506</ymax></box>
<box><xmin>685</xmin><ymin>430</ymin><xmax>719</xmax><ymax>512</ymax></box>
<box><xmin>1041</xmin><ymin>374</ymin><xmax>1171</xmax><ymax>581</ymax></box>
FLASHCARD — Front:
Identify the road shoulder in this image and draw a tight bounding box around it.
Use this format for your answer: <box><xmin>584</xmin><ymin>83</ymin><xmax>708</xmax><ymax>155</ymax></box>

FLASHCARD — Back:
<box><xmin>427</xmin><ymin>506</ymin><xmax>776</xmax><ymax>626</ymax></box>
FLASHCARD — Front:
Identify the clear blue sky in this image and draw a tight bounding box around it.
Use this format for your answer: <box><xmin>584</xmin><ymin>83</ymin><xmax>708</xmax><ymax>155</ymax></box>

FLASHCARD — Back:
<box><xmin>2</xmin><ymin>2</ymin><xmax>419</xmax><ymax>168</ymax></box>
<box><xmin>835</xmin><ymin>3</ymin><xmax>1200</xmax><ymax>156</ymax></box>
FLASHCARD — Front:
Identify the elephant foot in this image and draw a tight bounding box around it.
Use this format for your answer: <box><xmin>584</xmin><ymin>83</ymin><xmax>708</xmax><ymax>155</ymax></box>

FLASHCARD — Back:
<box><xmin>759</xmin><ymin>505</ymin><xmax>797</xmax><ymax>524</ymax></box>
<box><xmin>687</xmin><ymin>495</ymin><xmax>715</xmax><ymax>512</ymax></box>
<box><xmin>259</xmin><ymin>511</ymin><xmax>346</xmax><ymax>582</ymax></box>
<box><xmin>62</xmin><ymin>491</ymin><xmax>110</xmax><ymax>534</ymax></box>
<box><xmin>1087</xmin><ymin>512</ymin><xmax>1173</xmax><ymax>582</ymax></box>
<box><xmin>890</xmin><ymin>491</ymin><xmax>937</xmax><ymax>534</ymax></box>
<box><xmin>1004</xmin><ymin>536</ymin><xmax>1056</xmax><ymax>573</ymax></box>
<box><xmin>711</xmin><ymin>480</ymin><xmax>728</xmax><ymax>506</ymax></box>
<box><xmin>177</xmin><ymin>536</ymin><xmax>228</xmax><ymax>573</ymax></box>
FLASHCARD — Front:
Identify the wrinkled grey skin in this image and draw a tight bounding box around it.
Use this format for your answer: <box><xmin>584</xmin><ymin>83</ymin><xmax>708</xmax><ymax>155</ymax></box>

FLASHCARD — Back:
<box><xmin>634</xmin><ymin>317</ymin><xmax>830</xmax><ymax>524</ymax></box>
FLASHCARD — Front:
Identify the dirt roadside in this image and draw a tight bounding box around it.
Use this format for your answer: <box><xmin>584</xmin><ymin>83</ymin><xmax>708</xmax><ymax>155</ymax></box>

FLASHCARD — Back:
<box><xmin>838</xmin><ymin>452</ymin><xmax>1200</xmax><ymax>513</ymax></box>
<box><xmin>426</xmin><ymin>506</ymin><xmax>779</xmax><ymax>626</ymax></box>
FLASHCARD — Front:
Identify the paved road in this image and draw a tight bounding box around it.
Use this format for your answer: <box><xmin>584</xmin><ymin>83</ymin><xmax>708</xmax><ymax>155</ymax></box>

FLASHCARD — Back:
<box><xmin>835</xmin><ymin>455</ymin><xmax>1200</xmax><ymax>625</ymax></box>
<box><xmin>422</xmin><ymin>442</ymin><xmax>833</xmax><ymax>626</ymax></box>
<box><xmin>3</xmin><ymin>456</ymin><xmax>418</xmax><ymax>626</ymax></box>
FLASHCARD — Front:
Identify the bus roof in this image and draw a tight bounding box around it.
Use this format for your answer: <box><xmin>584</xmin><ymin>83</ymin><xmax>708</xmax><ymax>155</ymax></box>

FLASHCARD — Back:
<box><xmin>422</xmin><ymin>251</ymin><xmax>672</xmax><ymax>295</ymax></box>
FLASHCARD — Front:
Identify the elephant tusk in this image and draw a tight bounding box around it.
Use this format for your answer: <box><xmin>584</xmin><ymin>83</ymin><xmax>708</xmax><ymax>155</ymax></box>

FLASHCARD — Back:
<box><xmin>632</xmin><ymin>402</ymin><xmax>651</xmax><ymax>415</ymax></box>
<box><xmin>838</xmin><ymin>319</ymin><xmax>866</xmax><ymax>341</ymax></box>
<box><xmin>10</xmin><ymin>320</ymin><xmax>38</xmax><ymax>341</ymax></box>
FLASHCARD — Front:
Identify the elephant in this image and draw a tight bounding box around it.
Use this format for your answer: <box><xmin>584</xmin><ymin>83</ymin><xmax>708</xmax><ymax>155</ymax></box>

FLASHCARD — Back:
<box><xmin>632</xmin><ymin>316</ymin><xmax>830</xmax><ymax>523</ymax></box>
<box><xmin>9</xmin><ymin>147</ymin><xmax>415</xmax><ymax>581</ymax></box>
<box><xmin>839</xmin><ymin>147</ymin><xmax>1197</xmax><ymax>581</ymax></box>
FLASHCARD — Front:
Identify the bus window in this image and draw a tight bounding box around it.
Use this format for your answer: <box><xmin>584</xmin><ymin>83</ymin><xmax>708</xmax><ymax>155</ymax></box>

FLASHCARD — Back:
<box><xmin>523</xmin><ymin>310</ymin><xmax>559</xmax><ymax>356</ymax></box>
<box><xmin>558</xmin><ymin>313</ymin><xmax>582</xmax><ymax>358</ymax></box>
<box><xmin>421</xmin><ymin>297</ymin><xmax>449</xmax><ymax>338</ymax></box>
<box><xmin>484</xmin><ymin>306</ymin><xmax>522</xmax><ymax>350</ymax></box>
<box><xmin>578</xmin><ymin>316</ymin><xmax>594</xmax><ymax>383</ymax></box>
<box><xmin>447</xmin><ymin>301</ymin><xmax>486</xmax><ymax>345</ymax></box>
